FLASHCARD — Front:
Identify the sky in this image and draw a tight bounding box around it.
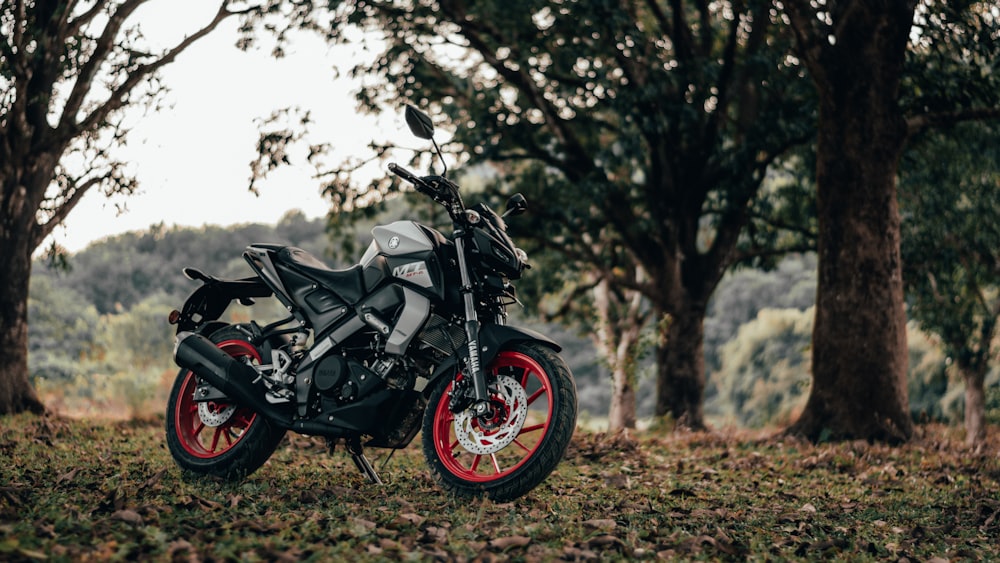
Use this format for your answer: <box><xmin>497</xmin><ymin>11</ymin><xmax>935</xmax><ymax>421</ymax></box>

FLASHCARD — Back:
<box><xmin>47</xmin><ymin>2</ymin><xmax>393</xmax><ymax>253</ymax></box>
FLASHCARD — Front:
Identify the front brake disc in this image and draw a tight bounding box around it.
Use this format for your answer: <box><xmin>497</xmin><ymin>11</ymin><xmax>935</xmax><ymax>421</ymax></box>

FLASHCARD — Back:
<box><xmin>453</xmin><ymin>375</ymin><xmax>528</xmax><ymax>455</ymax></box>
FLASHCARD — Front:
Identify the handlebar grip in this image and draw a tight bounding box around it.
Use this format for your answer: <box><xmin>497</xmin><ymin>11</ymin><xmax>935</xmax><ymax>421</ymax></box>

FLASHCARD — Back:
<box><xmin>388</xmin><ymin>162</ymin><xmax>419</xmax><ymax>184</ymax></box>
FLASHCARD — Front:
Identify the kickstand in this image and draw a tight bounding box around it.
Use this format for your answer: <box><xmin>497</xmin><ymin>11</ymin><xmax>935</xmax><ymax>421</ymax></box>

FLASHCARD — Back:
<box><xmin>347</xmin><ymin>438</ymin><xmax>383</xmax><ymax>485</ymax></box>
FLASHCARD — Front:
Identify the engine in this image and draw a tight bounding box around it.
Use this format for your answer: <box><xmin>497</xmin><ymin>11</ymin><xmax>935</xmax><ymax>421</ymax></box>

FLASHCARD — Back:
<box><xmin>314</xmin><ymin>354</ymin><xmax>383</xmax><ymax>404</ymax></box>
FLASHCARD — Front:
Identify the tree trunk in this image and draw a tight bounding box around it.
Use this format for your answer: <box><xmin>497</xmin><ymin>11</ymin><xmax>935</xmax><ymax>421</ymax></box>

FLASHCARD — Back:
<box><xmin>655</xmin><ymin>302</ymin><xmax>706</xmax><ymax>430</ymax></box>
<box><xmin>787</xmin><ymin>2</ymin><xmax>915</xmax><ymax>443</ymax></box>
<box><xmin>961</xmin><ymin>365</ymin><xmax>987</xmax><ymax>447</ymax></box>
<box><xmin>608</xmin><ymin>363</ymin><xmax>637</xmax><ymax>432</ymax></box>
<box><xmin>0</xmin><ymin>231</ymin><xmax>45</xmax><ymax>416</ymax></box>
<box><xmin>592</xmin><ymin>278</ymin><xmax>641</xmax><ymax>432</ymax></box>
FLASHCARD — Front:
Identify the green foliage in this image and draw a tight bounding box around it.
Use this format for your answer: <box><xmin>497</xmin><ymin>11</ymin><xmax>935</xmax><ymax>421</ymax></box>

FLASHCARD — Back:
<box><xmin>987</xmin><ymin>369</ymin><xmax>1000</xmax><ymax>424</ymax></box>
<box><xmin>27</xmin><ymin>277</ymin><xmax>103</xmax><ymax>383</ymax></box>
<box><xmin>707</xmin><ymin>305</ymin><xmax>953</xmax><ymax>428</ymax></box>
<box><xmin>900</xmin><ymin>120</ymin><xmax>1000</xmax><ymax>407</ymax></box>
<box><xmin>704</xmin><ymin>254</ymin><xmax>817</xmax><ymax>374</ymax></box>
<box><xmin>906</xmin><ymin>328</ymin><xmax>950</xmax><ymax>422</ymax></box>
<box><xmin>903</xmin><ymin>1</ymin><xmax>1000</xmax><ymax>120</ymax></box>
<box><xmin>708</xmin><ymin>308</ymin><xmax>813</xmax><ymax>428</ymax></box>
<box><xmin>937</xmin><ymin>364</ymin><xmax>1000</xmax><ymax>425</ymax></box>
<box><xmin>2</xmin><ymin>417</ymin><xmax>999</xmax><ymax>561</ymax></box>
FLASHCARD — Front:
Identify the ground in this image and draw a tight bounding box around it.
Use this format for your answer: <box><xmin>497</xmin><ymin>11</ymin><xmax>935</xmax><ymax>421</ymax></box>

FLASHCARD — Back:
<box><xmin>1</xmin><ymin>415</ymin><xmax>998</xmax><ymax>561</ymax></box>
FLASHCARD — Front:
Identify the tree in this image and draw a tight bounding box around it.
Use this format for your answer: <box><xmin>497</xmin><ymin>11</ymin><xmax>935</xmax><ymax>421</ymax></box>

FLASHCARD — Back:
<box><xmin>0</xmin><ymin>0</ymin><xmax>258</xmax><ymax>415</ymax></box>
<box><xmin>783</xmin><ymin>0</ymin><xmax>1000</xmax><ymax>442</ymax></box>
<box><xmin>255</xmin><ymin>0</ymin><xmax>818</xmax><ymax>429</ymax></box>
<box><xmin>592</xmin><ymin>277</ymin><xmax>650</xmax><ymax>431</ymax></box>
<box><xmin>520</xmin><ymin>240</ymin><xmax>652</xmax><ymax>431</ymax></box>
<box><xmin>900</xmin><ymin>121</ymin><xmax>1000</xmax><ymax>446</ymax></box>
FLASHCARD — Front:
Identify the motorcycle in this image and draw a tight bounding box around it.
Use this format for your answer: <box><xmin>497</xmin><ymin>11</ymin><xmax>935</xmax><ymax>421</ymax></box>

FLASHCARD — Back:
<box><xmin>165</xmin><ymin>104</ymin><xmax>578</xmax><ymax>501</ymax></box>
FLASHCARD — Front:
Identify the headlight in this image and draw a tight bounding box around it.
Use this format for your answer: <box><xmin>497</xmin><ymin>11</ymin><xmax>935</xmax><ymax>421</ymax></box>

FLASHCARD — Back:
<box><xmin>515</xmin><ymin>248</ymin><xmax>529</xmax><ymax>263</ymax></box>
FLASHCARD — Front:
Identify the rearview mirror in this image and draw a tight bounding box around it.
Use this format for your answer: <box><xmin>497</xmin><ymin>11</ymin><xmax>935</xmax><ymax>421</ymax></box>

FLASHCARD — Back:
<box><xmin>503</xmin><ymin>193</ymin><xmax>528</xmax><ymax>218</ymax></box>
<box><xmin>405</xmin><ymin>105</ymin><xmax>435</xmax><ymax>140</ymax></box>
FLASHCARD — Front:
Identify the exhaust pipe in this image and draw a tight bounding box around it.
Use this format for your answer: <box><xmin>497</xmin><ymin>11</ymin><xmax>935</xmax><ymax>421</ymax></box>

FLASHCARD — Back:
<box><xmin>174</xmin><ymin>331</ymin><xmax>291</xmax><ymax>427</ymax></box>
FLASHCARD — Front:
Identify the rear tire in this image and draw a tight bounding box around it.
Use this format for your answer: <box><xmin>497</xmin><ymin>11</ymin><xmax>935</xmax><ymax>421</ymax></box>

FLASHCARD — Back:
<box><xmin>165</xmin><ymin>326</ymin><xmax>286</xmax><ymax>480</ymax></box>
<box><xmin>422</xmin><ymin>342</ymin><xmax>577</xmax><ymax>501</ymax></box>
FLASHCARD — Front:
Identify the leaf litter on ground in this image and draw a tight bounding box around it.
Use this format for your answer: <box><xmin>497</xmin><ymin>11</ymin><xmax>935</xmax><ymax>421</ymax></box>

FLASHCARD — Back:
<box><xmin>0</xmin><ymin>413</ymin><xmax>998</xmax><ymax>561</ymax></box>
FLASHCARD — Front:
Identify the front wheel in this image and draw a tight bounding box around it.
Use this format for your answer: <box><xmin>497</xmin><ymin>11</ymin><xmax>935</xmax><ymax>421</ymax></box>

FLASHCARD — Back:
<box><xmin>165</xmin><ymin>326</ymin><xmax>286</xmax><ymax>480</ymax></box>
<box><xmin>422</xmin><ymin>342</ymin><xmax>577</xmax><ymax>501</ymax></box>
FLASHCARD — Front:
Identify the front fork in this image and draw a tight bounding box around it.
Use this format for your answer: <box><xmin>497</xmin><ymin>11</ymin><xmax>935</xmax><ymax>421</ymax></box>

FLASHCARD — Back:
<box><xmin>454</xmin><ymin>235</ymin><xmax>492</xmax><ymax>416</ymax></box>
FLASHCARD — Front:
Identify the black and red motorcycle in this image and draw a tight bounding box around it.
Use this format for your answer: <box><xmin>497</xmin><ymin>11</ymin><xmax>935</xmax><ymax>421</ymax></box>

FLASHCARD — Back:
<box><xmin>165</xmin><ymin>105</ymin><xmax>577</xmax><ymax>501</ymax></box>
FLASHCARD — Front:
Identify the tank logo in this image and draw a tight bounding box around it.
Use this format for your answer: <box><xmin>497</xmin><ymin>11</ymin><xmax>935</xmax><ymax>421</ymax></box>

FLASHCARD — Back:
<box><xmin>388</xmin><ymin>236</ymin><xmax>400</xmax><ymax>249</ymax></box>
<box><xmin>392</xmin><ymin>261</ymin><xmax>433</xmax><ymax>288</ymax></box>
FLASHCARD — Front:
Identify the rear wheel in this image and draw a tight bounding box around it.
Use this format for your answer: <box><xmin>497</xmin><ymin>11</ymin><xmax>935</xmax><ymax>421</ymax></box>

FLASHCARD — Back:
<box><xmin>165</xmin><ymin>326</ymin><xmax>286</xmax><ymax>479</ymax></box>
<box><xmin>422</xmin><ymin>342</ymin><xmax>577</xmax><ymax>501</ymax></box>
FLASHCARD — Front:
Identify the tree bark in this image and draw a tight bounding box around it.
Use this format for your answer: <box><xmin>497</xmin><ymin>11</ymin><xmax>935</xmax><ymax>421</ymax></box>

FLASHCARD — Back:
<box><xmin>785</xmin><ymin>0</ymin><xmax>916</xmax><ymax>443</ymax></box>
<box><xmin>608</xmin><ymin>362</ymin><xmax>637</xmax><ymax>432</ymax></box>
<box><xmin>960</xmin><ymin>364</ymin><xmax>987</xmax><ymax>447</ymax></box>
<box><xmin>655</xmin><ymin>302</ymin><xmax>707</xmax><ymax>430</ymax></box>
<box><xmin>0</xmin><ymin>229</ymin><xmax>46</xmax><ymax>416</ymax></box>
<box><xmin>592</xmin><ymin>278</ymin><xmax>642</xmax><ymax>432</ymax></box>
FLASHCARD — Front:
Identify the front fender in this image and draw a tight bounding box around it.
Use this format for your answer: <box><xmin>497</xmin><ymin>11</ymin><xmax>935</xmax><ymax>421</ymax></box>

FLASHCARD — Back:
<box><xmin>479</xmin><ymin>323</ymin><xmax>561</xmax><ymax>360</ymax></box>
<box><xmin>426</xmin><ymin>323</ymin><xmax>562</xmax><ymax>388</ymax></box>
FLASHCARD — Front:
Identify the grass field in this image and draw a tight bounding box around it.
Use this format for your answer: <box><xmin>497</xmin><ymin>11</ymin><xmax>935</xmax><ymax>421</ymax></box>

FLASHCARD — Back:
<box><xmin>1</xmin><ymin>414</ymin><xmax>998</xmax><ymax>561</ymax></box>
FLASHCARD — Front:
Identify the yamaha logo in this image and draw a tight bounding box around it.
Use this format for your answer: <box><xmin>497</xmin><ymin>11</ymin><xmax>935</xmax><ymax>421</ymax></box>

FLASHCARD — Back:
<box><xmin>388</xmin><ymin>236</ymin><xmax>400</xmax><ymax>249</ymax></box>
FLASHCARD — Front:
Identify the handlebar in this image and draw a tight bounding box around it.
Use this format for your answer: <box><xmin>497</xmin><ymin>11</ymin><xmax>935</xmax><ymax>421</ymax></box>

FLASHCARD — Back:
<box><xmin>388</xmin><ymin>162</ymin><xmax>468</xmax><ymax>222</ymax></box>
<box><xmin>387</xmin><ymin>162</ymin><xmax>420</xmax><ymax>185</ymax></box>
<box><xmin>388</xmin><ymin>162</ymin><xmax>441</xmax><ymax>201</ymax></box>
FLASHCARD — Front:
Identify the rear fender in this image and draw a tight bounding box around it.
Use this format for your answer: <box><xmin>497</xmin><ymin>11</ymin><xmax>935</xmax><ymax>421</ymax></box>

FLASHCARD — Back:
<box><xmin>173</xmin><ymin>276</ymin><xmax>272</xmax><ymax>333</ymax></box>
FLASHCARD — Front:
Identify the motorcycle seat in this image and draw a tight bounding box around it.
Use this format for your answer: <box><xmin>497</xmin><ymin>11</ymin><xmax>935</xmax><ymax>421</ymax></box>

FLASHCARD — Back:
<box><xmin>278</xmin><ymin>247</ymin><xmax>366</xmax><ymax>304</ymax></box>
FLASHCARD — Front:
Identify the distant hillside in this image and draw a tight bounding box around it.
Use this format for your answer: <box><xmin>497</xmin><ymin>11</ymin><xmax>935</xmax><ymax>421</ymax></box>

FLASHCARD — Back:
<box><xmin>34</xmin><ymin>211</ymin><xmax>332</xmax><ymax>315</ymax></box>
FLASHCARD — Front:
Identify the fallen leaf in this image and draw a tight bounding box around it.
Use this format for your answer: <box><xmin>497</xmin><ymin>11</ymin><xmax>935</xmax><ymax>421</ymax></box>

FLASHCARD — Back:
<box><xmin>390</xmin><ymin>512</ymin><xmax>425</xmax><ymax>528</ymax></box>
<box><xmin>586</xmin><ymin>534</ymin><xmax>626</xmax><ymax>549</ymax></box>
<box><xmin>421</xmin><ymin>525</ymin><xmax>448</xmax><ymax>544</ymax></box>
<box><xmin>489</xmin><ymin>535</ymin><xmax>531</xmax><ymax>550</ymax></box>
<box><xmin>347</xmin><ymin>518</ymin><xmax>376</xmax><ymax>537</ymax></box>
<box><xmin>582</xmin><ymin>519</ymin><xmax>617</xmax><ymax>531</ymax></box>
<box><xmin>56</xmin><ymin>467</ymin><xmax>80</xmax><ymax>485</ymax></box>
<box><xmin>167</xmin><ymin>539</ymin><xmax>195</xmax><ymax>559</ymax></box>
<box><xmin>112</xmin><ymin>509</ymin><xmax>143</xmax><ymax>526</ymax></box>
<box><xmin>140</xmin><ymin>469</ymin><xmax>166</xmax><ymax>489</ymax></box>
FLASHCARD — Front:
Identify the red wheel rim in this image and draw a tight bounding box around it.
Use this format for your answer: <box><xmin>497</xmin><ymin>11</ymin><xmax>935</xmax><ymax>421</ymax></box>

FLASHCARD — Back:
<box><xmin>433</xmin><ymin>351</ymin><xmax>554</xmax><ymax>483</ymax></box>
<box><xmin>173</xmin><ymin>339</ymin><xmax>260</xmax><ymax>459</ymax></box>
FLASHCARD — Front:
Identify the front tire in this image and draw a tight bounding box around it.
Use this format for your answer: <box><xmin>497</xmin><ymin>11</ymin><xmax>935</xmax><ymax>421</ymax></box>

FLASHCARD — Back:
<box><xmin>165</xmin><ymin>326</ymin><xmax>286</xmax><ymax>480</ymax></box>
<box><xmin>422</xmin><ymin>342</ymin><xmax>577</xmax><ymax>501</ymax></box>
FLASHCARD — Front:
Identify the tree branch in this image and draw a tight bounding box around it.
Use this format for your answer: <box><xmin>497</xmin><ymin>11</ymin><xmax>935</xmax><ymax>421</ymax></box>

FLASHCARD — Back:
<box><xmin>72</xmin><ymin>1</ymin><xmax>247</xmax><ymax>138</ymax></box>
<box><xmin>444</xmin><ymin>8</ymin><xmax>594</xmax><ymax>178</ymax></box>
<box><xmin>66</xmin><ymin>0</ymin><xmax>107</xmax><ymax>36</ymax></box>
<box><xmin>782</xmin><ymin>1</ymin><xmax>829</xmax><ymax>91</ymax></box>
<box><xmin>34</xmin><ymin>173</ymin><xmax>106</xmax><ymax>243</ymax></box>
<box><xmin>58</xmin><ymin>0</ymin><xmax>147</xmax><ymax>138</ymax></box>
<box><xmin>906</xmin><ymin>107</ymin><xmax>1000</xmax><ymax>136</ymax></box>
